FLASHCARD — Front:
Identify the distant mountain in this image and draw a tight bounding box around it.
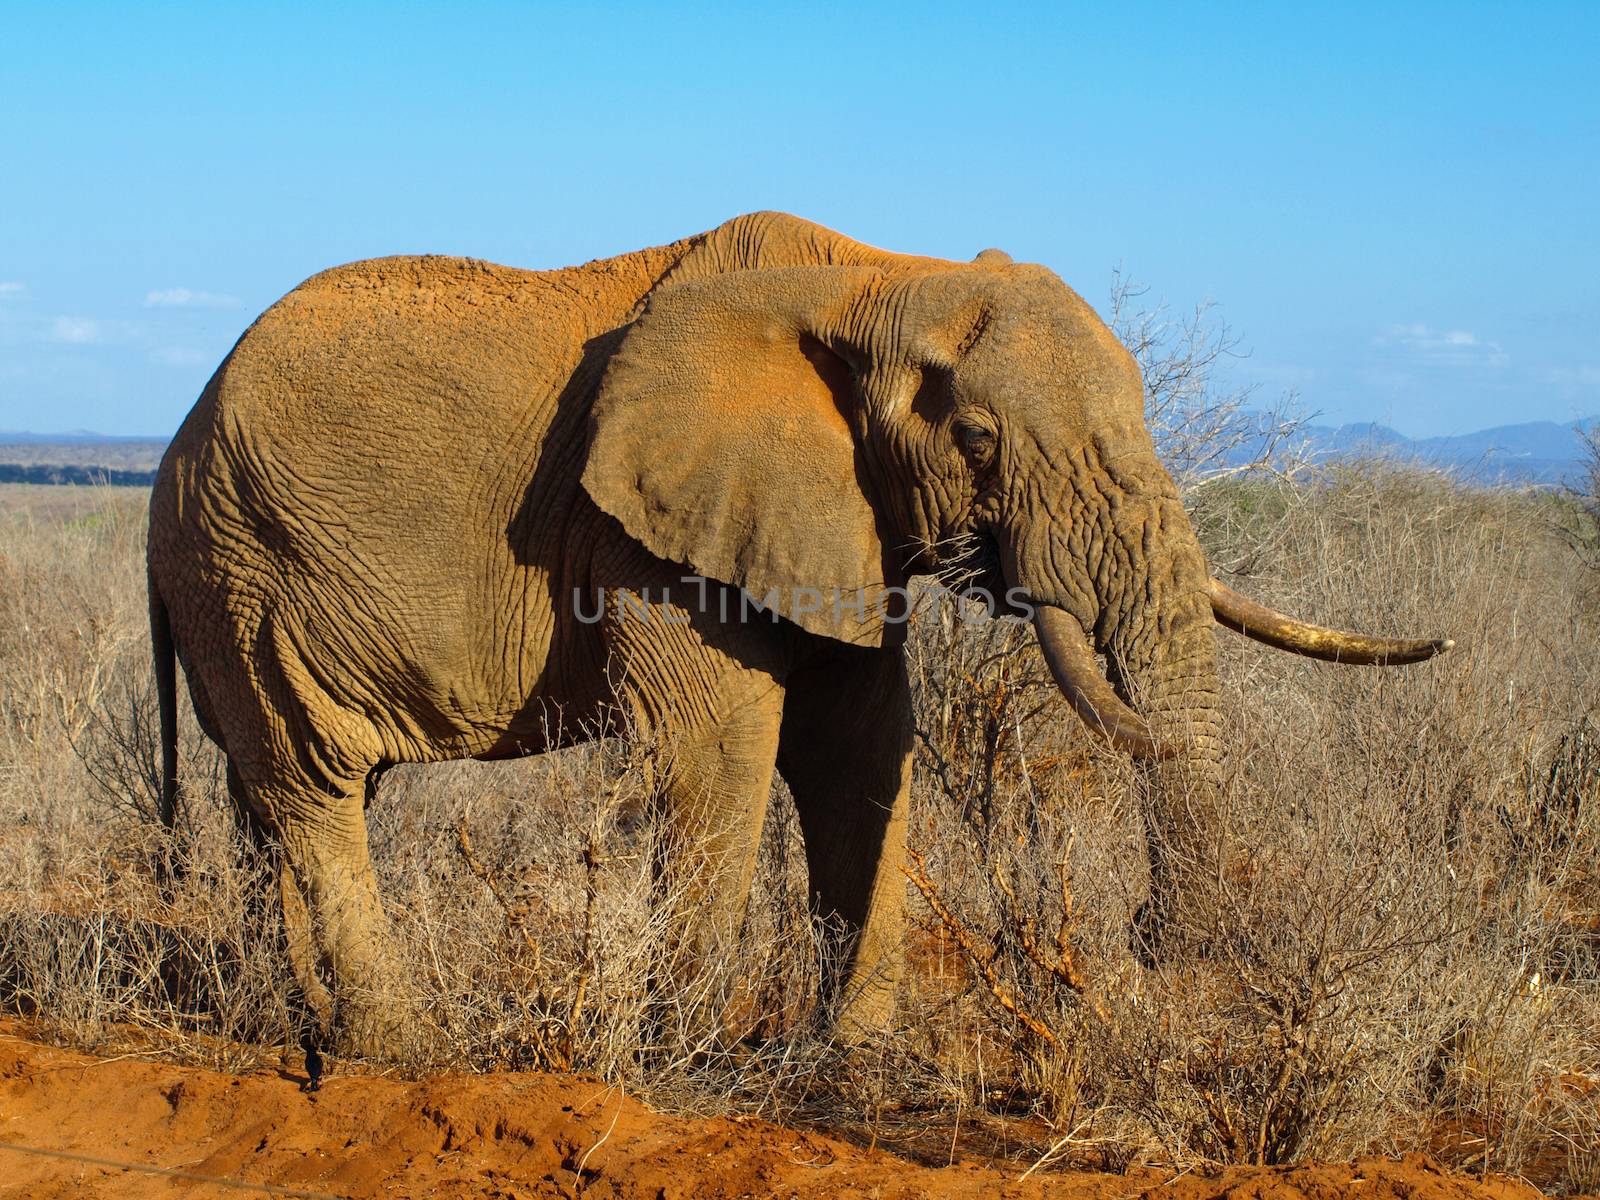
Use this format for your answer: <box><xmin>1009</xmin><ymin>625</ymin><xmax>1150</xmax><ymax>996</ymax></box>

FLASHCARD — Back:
<box><xmin>1325</xmin><ymin>422</ymin><xmax>1411</xmax><ymax>451</ymax></box>
<box><xmin>0</xmin><ymin>432</ymin><xmax>167</xmax><ymax>480</ymax></box>
<box><xmin>1298</xmin><ymin>418</ymin><xmax>1599</xmax><ymax>485</ymax></box>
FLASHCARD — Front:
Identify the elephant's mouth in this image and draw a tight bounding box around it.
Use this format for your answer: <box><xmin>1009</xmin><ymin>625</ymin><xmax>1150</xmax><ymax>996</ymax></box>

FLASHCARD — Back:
<box><xmin>933</xmin><ymin>528</ymin><xmax>1163</xmax><ymax>752</ymax></box>
<box><xmin>937</xmin><ymin>530</ymin><xmax>1031</xmax><ymax>618</ymax></box>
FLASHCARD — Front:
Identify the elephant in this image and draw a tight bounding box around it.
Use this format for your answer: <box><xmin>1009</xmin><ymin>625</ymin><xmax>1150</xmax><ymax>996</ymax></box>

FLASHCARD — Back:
<box><xmin>147</xmin><ymin>211</ymin><xmax>1450</xmax><ymax>1067</ymax></box>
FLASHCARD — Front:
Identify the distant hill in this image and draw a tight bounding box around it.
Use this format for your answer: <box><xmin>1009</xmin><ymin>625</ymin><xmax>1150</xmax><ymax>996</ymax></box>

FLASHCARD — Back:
<box><xmin>0</xmin><ymin>433</ymin><xmax>167</xmax><ymax>483</ymax></box>
<box><xmin>1299</xmin><ymin>418</ymin><xmax>1599</xmax><ymax>485</ymax></box>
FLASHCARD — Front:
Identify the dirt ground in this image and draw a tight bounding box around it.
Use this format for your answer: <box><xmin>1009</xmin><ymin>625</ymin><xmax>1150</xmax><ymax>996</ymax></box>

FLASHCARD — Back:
<box><xmin>0</xmin><ymin>1024</ymin><xmax>1560</xmax><ymax>1200</ymax></box>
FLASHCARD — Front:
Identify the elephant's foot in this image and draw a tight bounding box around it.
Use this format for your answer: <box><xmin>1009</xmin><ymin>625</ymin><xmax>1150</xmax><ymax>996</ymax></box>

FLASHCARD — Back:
<box><xmin>1135</xmin><ymin>846</ymin><xmax>1258</xmax><ymax>966</ymax></box>
<box><xmin>829</xmin><ymin>966</ymin><xmax>900</xmax><ymax>1046</ymax></box>
<box><xmin>287</xmin><ymin>988</ymin><xmax>409</xmax><ymax>1094</ymax></box>
<box><xmin>1132</xmin><ymin>894</ymin><xmax>1230</xmax><ymax>966</ymax></box>
<box><xmin>329</xmin><ymin>965</ymin><xmax>424</xmax><ymax>1062</ymax></box>
<box><xmin>643</xmin><ymin>961</ymin><xmax>759</xmax><ymax>1061</ymax></box>
<box><xmin>284</xmin><ymin>1007</ymin><xmax>399</xmax><ymax>1094</ymax></box>
<box><xmin>295</xmin><ymin>856</ymin><xmax>419</xmax><ymax>1061</ymax></box>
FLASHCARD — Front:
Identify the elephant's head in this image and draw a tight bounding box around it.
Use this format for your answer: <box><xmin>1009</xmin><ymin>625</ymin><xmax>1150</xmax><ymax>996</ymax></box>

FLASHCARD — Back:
<box><xmin>583</xmin><ymin>254</ymin><xmax>1450</xmax><ymax>936</ymax></box>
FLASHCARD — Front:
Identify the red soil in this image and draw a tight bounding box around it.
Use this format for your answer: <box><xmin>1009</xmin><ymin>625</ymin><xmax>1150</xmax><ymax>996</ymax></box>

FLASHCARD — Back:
<box><xmin>0</xmin><ymin>1024</ymin><xmax>1557</xmax><ymax>1200</ymax></box>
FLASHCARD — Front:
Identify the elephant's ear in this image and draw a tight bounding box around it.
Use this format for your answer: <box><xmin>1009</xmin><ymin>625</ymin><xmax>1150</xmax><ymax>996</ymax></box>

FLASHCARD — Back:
<box><xmin>582</xmin><ymin>266</ymin><xmax>901</xmax><ymax>646</ymax></box>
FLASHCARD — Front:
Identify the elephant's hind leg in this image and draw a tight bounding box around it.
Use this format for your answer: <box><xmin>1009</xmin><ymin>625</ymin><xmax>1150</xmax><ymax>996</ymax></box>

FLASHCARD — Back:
<box><xmin>225</xmin><ymin>761</ymin><xmax>330</xmax><ymax>1087</ymax></box>
<box><xmin>776</xmin><ymin>646</ymin><xmax>914</xmax><ymax>1039</ymax></box>
<box><xmin>199</xmin><ymin>616</ymin><xmax>404</xmax><ymax>1060</ymax></box>
<box><xmin>236</xmin><ymin>766</ymin><xmax>404</xmax><ymax>1059</ymax></box>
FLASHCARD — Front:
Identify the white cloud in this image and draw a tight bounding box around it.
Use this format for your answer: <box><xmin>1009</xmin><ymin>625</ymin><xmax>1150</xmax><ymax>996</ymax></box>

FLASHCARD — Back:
<box><xmin>0</xmin><ymin>282</ymin><xmax>24</xmax><ymax>298</ymax></box>
<box><xmin>150</xmin><ymin>346</ymin><xmax>211</xmax><ymax>367</ymax></box>
<box><xmin>50</xmin><ymin>317</ymin><xmax>102</xmax><ymax>344</ymax></box>
<box><xmin>144</xmin><ymin>287</ymin><xmax>239</xmax><ymax>309</ymax></box>
<box><xmin>1375</xmin><ymin>322</ymin><xmax>1508</xmax><ymax>368</ymax></box>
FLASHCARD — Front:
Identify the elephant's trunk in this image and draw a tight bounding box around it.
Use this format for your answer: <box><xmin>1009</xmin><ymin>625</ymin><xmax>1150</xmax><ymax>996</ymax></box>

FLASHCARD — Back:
<box><xmin>1035</xmin><ymin>580</ymin><xmax>1225</xmax><ymax>911</ymax></box>
<box><xmin>1112</xmin><ymin>595</ymin><xmax>1227</xmax><ymax>948</ymax></box>
<box><xmin>1017</xmin><ymin>471</ymin><xmax>1228</xmax><ymax>951</ymax></box>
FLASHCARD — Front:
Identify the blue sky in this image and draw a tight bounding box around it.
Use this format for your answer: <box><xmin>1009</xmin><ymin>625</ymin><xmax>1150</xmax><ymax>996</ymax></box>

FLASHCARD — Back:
<box><xmin>1</xmin><ymin>1</ymin><xmax>1595</xmax><ymax>438</ymax></box>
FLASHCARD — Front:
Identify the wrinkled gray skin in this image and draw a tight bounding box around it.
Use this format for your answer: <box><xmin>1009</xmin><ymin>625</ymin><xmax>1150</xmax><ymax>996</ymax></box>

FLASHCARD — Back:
<box><xmin>146</xmin><ymin>213</ymin><xmax>1262</xmax><ymax>1054</ymax></box>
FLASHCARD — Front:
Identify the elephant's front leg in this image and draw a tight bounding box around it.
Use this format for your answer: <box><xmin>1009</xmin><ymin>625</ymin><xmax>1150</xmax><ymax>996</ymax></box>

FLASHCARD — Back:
<box><xmin>604</xmin><ymin>601</ymin><xmax>787</xmax><ymax>1043</ymax></box>
<box><xmin>776</xmin><ymin>644</ymin><xmax>914</xmax><ymax>1039</ymax></box>
<box><xmin>653</xmin><ymin>683</ymin><xmax>785</xmax><ymax>958</ymax></box>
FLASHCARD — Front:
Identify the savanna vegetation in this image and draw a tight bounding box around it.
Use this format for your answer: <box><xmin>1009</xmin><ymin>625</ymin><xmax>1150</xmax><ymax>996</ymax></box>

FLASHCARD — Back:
<box><xmin>1</xmin><ymin>300</ymin><xmax>1596</xmax><ymax>1190</ymax></box>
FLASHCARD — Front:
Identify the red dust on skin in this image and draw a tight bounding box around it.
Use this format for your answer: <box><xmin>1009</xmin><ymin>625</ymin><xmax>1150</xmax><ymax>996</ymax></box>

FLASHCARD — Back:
<box><xmin>0</xmin><ymin>1023</ymin><xmax>1557</xmax><ymax>1200</ymax></box>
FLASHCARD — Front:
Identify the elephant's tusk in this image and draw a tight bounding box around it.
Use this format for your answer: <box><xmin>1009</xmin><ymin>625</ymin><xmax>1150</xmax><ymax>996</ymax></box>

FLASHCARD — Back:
<box><xmin>1033</xmin><ymin>607</ymin><xmax>1171</xmax><ymax>760</ymax></box>
<box><xmin>1208</xmin><ymin>577</ymin><xmax>1454</xmax><ymax>665</ymax></box>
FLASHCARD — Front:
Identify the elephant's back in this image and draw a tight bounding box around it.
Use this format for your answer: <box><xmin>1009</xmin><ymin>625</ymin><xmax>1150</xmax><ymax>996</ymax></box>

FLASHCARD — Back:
<box><xmin>187</xmin><ymin>248</ymin><xmax>675</xmax><ymax>528</ymax></box>
<box><xmin>150</xmin><ymin>247</ymin><xmax>677</xmax><ymax>753</ymax></box>
<box><xmin>224</xmin><ymin>253</ymin><xmax>629</xmax><ymax>437</ymax></box>
<box><xmin>179</xmin><ymin>257</ymin><xmax>579</xmax><ymax>564</ymax></box>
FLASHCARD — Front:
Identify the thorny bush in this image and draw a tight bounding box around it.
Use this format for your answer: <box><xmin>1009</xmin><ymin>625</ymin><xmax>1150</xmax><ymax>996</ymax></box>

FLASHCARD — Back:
<box><xmin>1</xmin><ymin>470</ymin><xmax>1597</xmax><ymax>1189</ymax></box>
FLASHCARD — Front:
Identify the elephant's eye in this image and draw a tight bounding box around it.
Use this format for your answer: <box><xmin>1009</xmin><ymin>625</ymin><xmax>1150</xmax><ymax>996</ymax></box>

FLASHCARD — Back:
<box><xmin>955</xmin><ymin>422</ymin><xmax>997</xmax><ymax>466</ymax></box>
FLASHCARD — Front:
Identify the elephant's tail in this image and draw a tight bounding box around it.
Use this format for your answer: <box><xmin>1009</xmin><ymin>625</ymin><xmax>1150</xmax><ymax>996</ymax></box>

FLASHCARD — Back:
<box><xmin>150</xmin><ymin>580</ymin><xmax>179</xmax><ymax>830</ymax></box>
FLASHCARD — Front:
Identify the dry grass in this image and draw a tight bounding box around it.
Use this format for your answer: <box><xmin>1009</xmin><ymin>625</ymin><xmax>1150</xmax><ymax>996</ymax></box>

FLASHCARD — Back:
<box><xmin>0</xmin><ymin>472</ymin><xmax>1596</xmax><ymax>1191</ymax></box>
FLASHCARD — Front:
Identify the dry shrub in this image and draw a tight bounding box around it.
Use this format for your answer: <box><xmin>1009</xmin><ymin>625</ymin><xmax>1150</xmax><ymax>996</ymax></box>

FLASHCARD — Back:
<box><xmin>898</xmin><ymin>465</ymin><xmax>1599</xmax><ymax>1187</ymax></box>
<box><xmin>0</xmin><ymin>490</ymin><xmax>840</xmax><ymax>1107</ymax></box>
<box><xmin>0</xmin><ymin>488</ymin><xmax>281</xmax><ymax>1066</ymax></box>
<box><xmin>361</xmin><ymin>733</ymin><xmax>838</xmax><ymax>1103</ymax></box>
<box><xmin>1</xmin><ymin>471</ymin><xmax>1597</xmax><ymax>1190</ymax></box>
